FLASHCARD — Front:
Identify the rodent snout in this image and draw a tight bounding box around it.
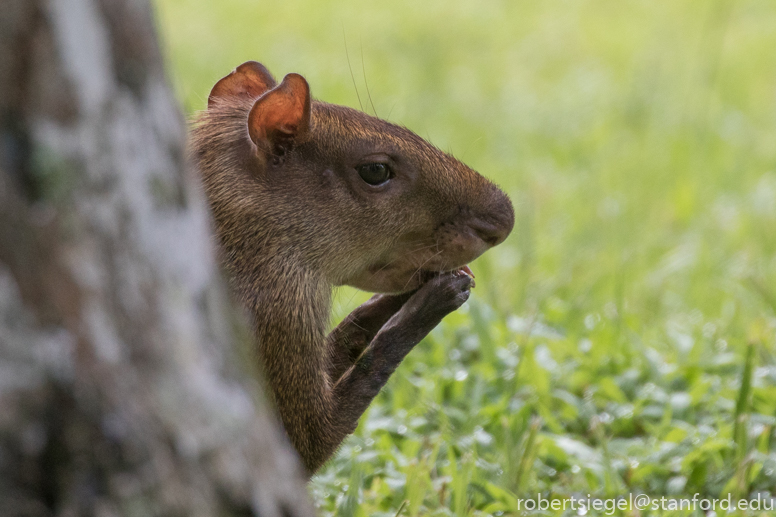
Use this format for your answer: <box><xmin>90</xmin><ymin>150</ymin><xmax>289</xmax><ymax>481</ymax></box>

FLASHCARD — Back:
<box><xmin>466</xmin><ymin>189</ymin><xmax>515</xmax><ymax>248</ymax></box>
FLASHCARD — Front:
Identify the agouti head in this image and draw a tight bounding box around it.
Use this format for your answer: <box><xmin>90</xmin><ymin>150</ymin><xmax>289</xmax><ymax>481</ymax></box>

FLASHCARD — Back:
<box><xmin>195</xmin><ymin>61</ymin><xmax>514</xmax><ymax>294</ymax></box>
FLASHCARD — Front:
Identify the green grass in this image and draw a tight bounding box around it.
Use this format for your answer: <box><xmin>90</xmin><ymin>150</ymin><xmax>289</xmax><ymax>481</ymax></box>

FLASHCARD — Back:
<box><xmin>153</xmin><ymin>0</ymin><xmax>776</xmax><ymax>514</ymax></box>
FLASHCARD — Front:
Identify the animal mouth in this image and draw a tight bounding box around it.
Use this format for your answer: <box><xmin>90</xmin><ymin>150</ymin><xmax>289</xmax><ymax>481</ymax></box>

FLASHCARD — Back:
<box><xmin>459</xmin><ymin>265</ymin><xmax>475</xmax><ymax>279</ymax></box>
<box><xmin>353</xmin><ymin>261</ymin><xmax>476</xmax><ymax>293</ymax></box>
<box><xmin>416</xmin><ymin>264</ymin><xmax>476</xmax><ymax>288</ymax></box>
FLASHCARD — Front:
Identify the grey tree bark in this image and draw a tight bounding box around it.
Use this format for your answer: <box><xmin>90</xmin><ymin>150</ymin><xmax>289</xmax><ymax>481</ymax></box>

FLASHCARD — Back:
<box><xmin>0</xmin><ymin>0</ymin><xmax>314</xmax><ymax>515</ymax></box>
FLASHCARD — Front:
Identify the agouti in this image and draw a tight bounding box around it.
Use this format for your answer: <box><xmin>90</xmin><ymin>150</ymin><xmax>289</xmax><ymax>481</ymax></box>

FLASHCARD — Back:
<box><xmin>192</xmin><ymin>61</ymin><xmax>514</xmax><ymax>475</ymax></box>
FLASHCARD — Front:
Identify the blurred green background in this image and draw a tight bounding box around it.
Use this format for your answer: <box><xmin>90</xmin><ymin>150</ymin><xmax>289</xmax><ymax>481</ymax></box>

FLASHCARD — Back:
<box><xmin>154</xmin><ymin>0</ymin><xmax>776</xmax><ymax>515</ymax></box>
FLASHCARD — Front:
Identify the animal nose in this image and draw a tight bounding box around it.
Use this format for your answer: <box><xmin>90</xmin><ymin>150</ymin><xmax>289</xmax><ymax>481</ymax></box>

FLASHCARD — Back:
<box><xmin>468</xmin><ymin>216</ymin><xmax>511</xmax><ymax>247</ymax></box>
<box><xmin>467</xmin><ymin>191</ymin><xmax>515</xmax><ymax>248</ymax></box>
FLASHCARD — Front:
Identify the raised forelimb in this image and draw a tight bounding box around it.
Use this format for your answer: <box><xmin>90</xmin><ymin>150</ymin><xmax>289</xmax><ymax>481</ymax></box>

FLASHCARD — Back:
<box><xmin>301</xmin><ymin>272</ymin><xmax>473</xmax><ymax>472</ymax></box>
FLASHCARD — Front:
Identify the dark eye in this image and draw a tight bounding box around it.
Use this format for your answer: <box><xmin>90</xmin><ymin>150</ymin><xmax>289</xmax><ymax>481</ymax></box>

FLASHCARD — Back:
<box><xmin>356</xmin><ymin>163</ymin><xmax>392</xmax><ymax>186</ymax></box>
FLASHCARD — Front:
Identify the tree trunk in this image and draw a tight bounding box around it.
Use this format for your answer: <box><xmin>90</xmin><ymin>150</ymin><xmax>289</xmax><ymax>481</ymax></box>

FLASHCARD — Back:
<box><xmin>0</xmin><ymin>0</ymin><xmax>314</xmax><ymax>515</ymax></box>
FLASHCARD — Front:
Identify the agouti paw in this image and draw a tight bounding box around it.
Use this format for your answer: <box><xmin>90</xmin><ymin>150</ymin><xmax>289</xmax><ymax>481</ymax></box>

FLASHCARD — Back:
<box><xmin>410</xmin><ymin>270</ymin><xmax>473</xmax><ymax>317</ymax></box>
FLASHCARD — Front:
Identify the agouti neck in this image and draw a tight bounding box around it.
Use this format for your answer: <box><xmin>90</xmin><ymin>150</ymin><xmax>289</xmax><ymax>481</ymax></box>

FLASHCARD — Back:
<box><xmin>245</xmin><ymin>259</ymin><xmax>333</xmax><ymax>446</ymax></box>
<box><xmin>214</xmin><ymin>198</ymin><xmax>341</xmax><ymax>463</ymax></box>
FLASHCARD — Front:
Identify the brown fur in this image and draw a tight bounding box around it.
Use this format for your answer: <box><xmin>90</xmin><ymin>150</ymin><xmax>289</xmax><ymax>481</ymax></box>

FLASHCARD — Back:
<box><xmin>192</xmin><ymin>62</ymin><xmax>514</xmax><ymax>474</ymax></box>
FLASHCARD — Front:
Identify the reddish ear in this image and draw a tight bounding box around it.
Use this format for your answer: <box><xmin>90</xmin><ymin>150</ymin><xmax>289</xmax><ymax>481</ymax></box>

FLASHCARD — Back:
<box><xmin>248</xmin><ymin>73</ymin><xmax>311</xmax><ymax>154</ymax></box>
<box><xmin>208</xmin><ymin>61</ymin><xmax>277</xmax><ymax>108</ymax></box>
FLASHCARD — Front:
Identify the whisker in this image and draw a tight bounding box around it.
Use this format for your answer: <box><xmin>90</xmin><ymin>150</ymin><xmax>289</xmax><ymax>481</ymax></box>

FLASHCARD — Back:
<box><xmin>401</xmin><ymin>250</ymin><xmax>443</xmax><ymax>292</ymax></box>
<box><xmin>360</xmin><ymin>42</ymin><xmax>378</xmax><ymax>117</ymax></box>
<box><xmin>365</xmin><ymin>241</ymin><xmax>439</xmax><ymax>277</ymax></box>
<box><xmin>343</xmin><ymin>29</ymin><xmax>363</xmax><ymax>112</ymax></box>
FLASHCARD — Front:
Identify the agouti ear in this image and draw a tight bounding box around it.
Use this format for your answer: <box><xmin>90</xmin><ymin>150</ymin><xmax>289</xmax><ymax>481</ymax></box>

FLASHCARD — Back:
<box><xmin>247</xmin><ymin>73</ymin><xmax>311</xmax><ymax>156</ymax></box>
<box><xmin>208</xmin><ymin>61</ymin><xmax>277</xmax><ymax>108</ymax></box>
